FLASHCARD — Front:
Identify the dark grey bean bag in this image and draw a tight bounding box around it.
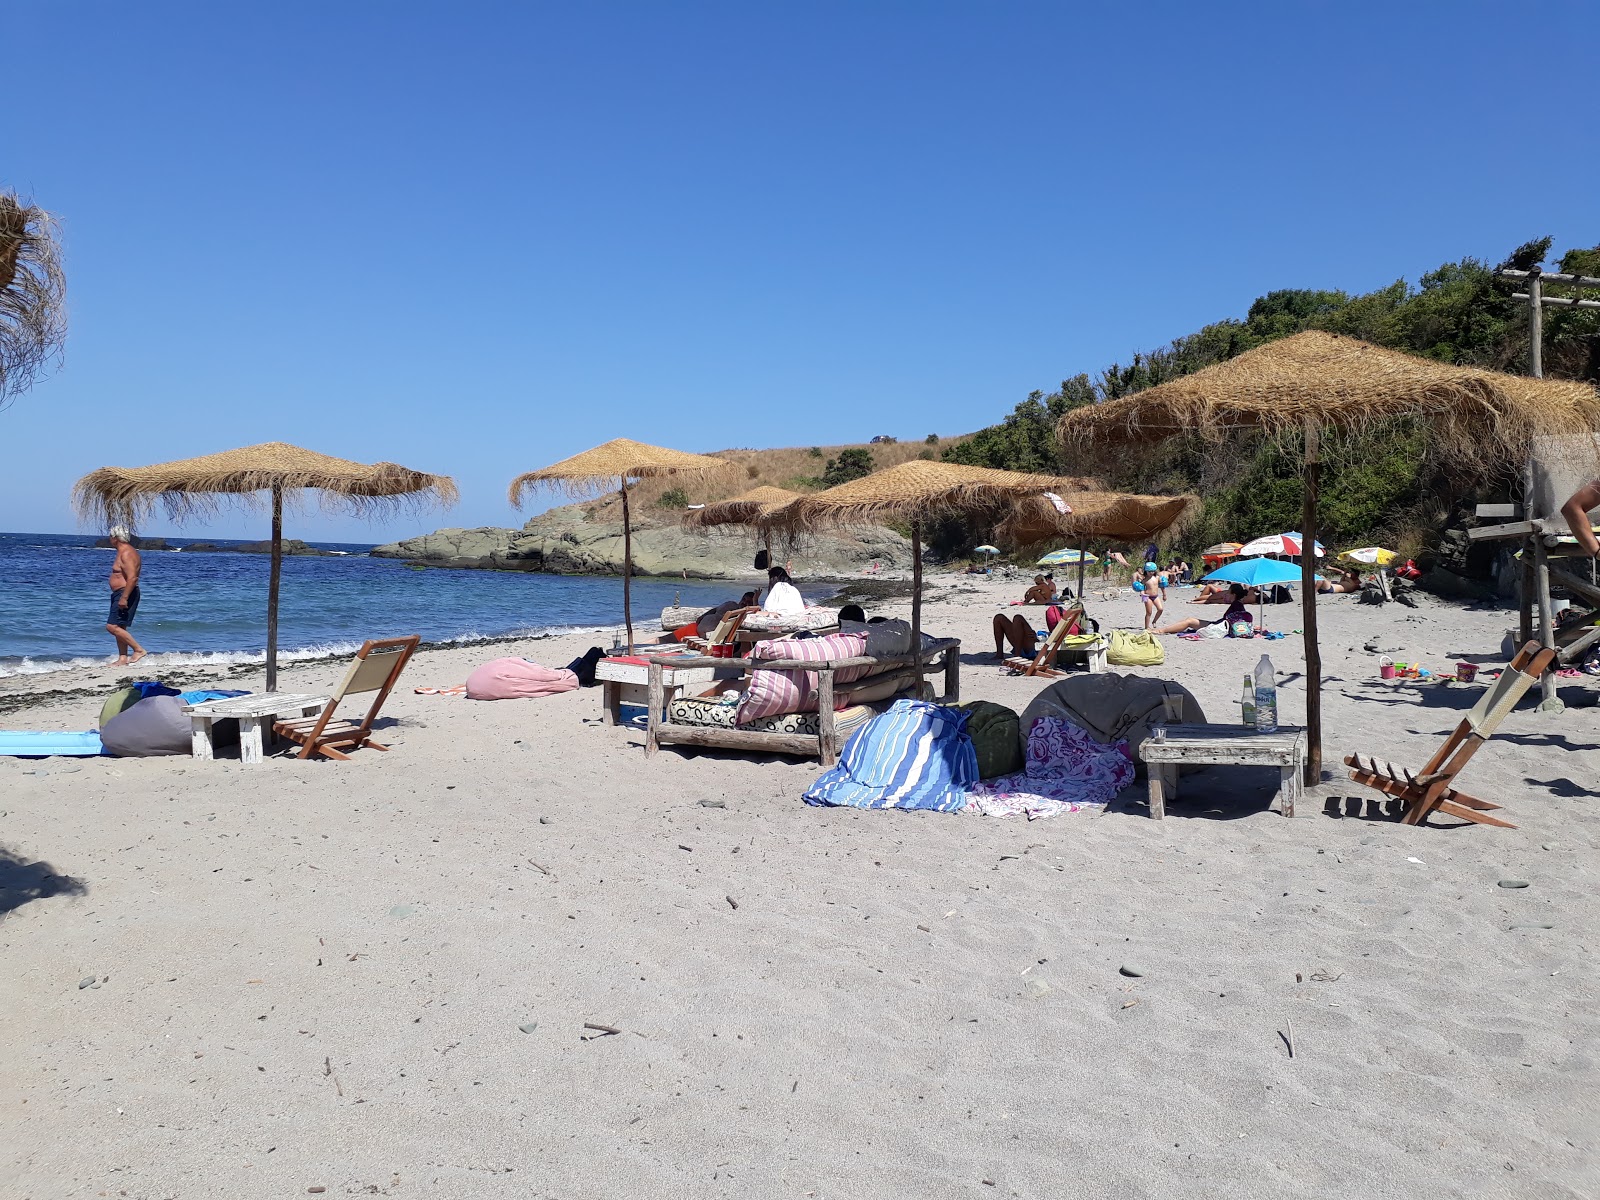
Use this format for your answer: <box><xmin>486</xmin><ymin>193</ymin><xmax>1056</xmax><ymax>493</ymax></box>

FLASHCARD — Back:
<box><xmin>100</xmin><ymin>695</ymin><xmax>193</xmax><ymax>757</ymax></box>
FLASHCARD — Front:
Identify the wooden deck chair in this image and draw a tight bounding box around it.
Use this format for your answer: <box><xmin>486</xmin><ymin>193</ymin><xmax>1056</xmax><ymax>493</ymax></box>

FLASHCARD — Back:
<box><xmin>1343</xmin><ymin>641</ymin><xmax>1556</xmax><ymax>828</ymax></box>
<box><xmin>680</xmin><ymin>607</ymin><xmax>753</xmax><ymax>653</ymax></box>
<box><xmin>273</xmin><ymin>635</ymin><xmax>420</xmax><ymax>760</ymax></box>
<box><xmin>1004</xmin><ymin>604</ymin><xmax>1085</xmax><ymax>677</ymax></box>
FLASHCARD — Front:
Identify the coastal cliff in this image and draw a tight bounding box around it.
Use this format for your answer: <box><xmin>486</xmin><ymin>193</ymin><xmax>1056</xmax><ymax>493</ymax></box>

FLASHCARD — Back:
<box><xmin>372</xmin><ymin>504</ymin><xmax>913</xmax><ymax>578</ymax></box>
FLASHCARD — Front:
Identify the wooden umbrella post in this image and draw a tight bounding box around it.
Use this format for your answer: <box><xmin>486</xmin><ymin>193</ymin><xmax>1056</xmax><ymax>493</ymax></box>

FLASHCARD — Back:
<box><xmin>1075</xmin><ymin>536</ymin><xmax>1086</xmax><ymax>601</ymax></box>
<box><xmin>1300</xmin><ymin>423</ymin><xmax>1322</xmax><ymax>788</ymax></box>
<box><xmin>266</xmin><ymin>483</ymin><xmax>283</xmax><ymax>693</ymax></box>
<box><xmin>620</xmin><ymin>481</ymin><xmax>634</xmax><ymax>654</ymax></box>
<box><xmin>910</xmin><ymin>516</ymin><xmax>923</xmax><ymax>690</ymax></box>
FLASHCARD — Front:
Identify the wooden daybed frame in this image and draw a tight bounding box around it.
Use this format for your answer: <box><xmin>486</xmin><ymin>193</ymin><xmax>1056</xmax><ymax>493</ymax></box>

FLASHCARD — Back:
<box><xmin>644</xmin><ymin>638</ymin><xmax>961</xmax><ymax>766</ymax></box>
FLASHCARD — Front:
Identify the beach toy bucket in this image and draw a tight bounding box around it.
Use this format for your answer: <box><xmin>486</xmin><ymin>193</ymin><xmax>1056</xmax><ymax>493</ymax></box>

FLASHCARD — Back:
<box><xmin>1457</xmin><ymin>662</ymin><xmax>1478</xmax><ymax>683</ymax></box>
<box><xmin>1379</xmin><ymin>656</ymin><xmax>1395</xmax><ymax>680</ymax></box>
<box><xmin>1229</xmin><ymin>621</ymin><xmax>1253</xmax><ymax>639</ymax></box>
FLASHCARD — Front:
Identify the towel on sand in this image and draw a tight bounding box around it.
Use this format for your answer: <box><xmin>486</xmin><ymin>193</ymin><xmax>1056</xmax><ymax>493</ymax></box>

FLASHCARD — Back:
<box><xmin>804</xmin><ymin>699</ymin><xmax>977</xmax><ymax>812</ymax></box>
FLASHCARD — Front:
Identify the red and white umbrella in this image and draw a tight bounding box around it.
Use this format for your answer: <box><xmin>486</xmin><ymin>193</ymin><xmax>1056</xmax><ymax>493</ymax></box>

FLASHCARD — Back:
<box><xmin>1239</xmin><ymin>532</ymin><xmax>1325</xmax><ymax>558</ymax></box>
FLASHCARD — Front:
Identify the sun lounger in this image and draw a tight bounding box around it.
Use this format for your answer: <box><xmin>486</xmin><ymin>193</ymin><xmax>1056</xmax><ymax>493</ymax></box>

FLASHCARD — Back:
<box><xmin>271</xmin><ymin>635</ymin><xmax>420</xmax><ymax>760</ymax></box>
<box><xmin>679</xmin><ymin>607</ymin><xmax>753</xmax><ymax>653</ymax></box>
<box><xmin>645</xmin><ymin>638</ymin><xmax>961</xmax><ymax>765</ymax></box>
<box><xmin>1004</xmin><ymin>605</ymin><xmax>1104</xmax><ymax>676</ymax></box>
<box><xmin>1343</xmin><ymin>640</ymin><xmax>1556</xmax><ymax>828</ymax></box>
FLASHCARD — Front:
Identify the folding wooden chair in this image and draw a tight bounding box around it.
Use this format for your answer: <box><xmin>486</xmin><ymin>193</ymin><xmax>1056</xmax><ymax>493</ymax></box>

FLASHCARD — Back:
<box><xmin>1343</xmin><ymin>641</ymin><xmax>1556</xmax><ymax>828</ymax></box>
<box><xmin>1004</xmin><ymin>604</ymin><xmax>1085</xmax><ymax>677</ymax></box>
<box><xmin>273</xmin><ymin>635</ymin><xmax>421</xmax><ymax>760</ymax></box>
<box><xmin>680</xmin><ymin>608</ymin><xmax>754</xmax><ymax>653</ymax></box>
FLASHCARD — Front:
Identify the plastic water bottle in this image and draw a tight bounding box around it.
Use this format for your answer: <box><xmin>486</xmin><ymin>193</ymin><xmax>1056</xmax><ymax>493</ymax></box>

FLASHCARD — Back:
<box><xmin>1240</xmin><ymin>673</ymin><xmax>1257</xmax><ymax>727</ymax></box>
<box><xmin>1254</xmin><ymin>654</ymin><xmax>1278</xmax><ymax>733</ymax></box>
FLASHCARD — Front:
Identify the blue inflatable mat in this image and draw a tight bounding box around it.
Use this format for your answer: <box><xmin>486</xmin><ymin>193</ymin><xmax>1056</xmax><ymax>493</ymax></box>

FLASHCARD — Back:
<box><xmin>0</xmin><ymin>731</ymin><xmax>108</xmax><ymax>758</ymax></box>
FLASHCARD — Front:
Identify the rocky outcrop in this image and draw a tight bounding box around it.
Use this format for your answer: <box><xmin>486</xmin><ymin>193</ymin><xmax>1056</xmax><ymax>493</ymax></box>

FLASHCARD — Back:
<box><xmin>373</xmin><ymin>506</ymin><xmax>914</xmax><ymax>578</ymax></box>
<box><xmin>95</xmin><ymin>536</ymin><xmax>172</xmax><ymax>550</ymax></box>
<box><xmin>178</xmin><ymin>539</ymin><xmax>332</xmax><ymax>556</ymax></box>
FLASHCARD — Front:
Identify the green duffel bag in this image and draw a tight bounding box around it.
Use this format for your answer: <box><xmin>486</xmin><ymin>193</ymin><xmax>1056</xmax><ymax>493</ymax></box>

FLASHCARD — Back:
<box><xmin>1106</xmin><ymin>628</ymin><xmax>1165</xmax><ymax>667</ymax></box>
<box><xmin>956</xmin><ymin>700</ymin><xmax>1023</xmax><ymax>779</ymax></box>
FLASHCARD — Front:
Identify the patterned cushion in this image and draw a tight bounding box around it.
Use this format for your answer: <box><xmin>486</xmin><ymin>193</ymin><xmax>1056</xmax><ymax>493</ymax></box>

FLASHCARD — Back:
<box><xmin>739</xmin><ymin>607</ymin><xmax>840</xmax><ymax>634</ymax></box>
<box><xmin>735</xmin><ymin>632</ymin><xmax>870</xmax><ymax>724</ymax></box>
<box><xmin>667</xmin><ymin>696</ymin><xmax>877</xmax><ymax>737</ymax></box>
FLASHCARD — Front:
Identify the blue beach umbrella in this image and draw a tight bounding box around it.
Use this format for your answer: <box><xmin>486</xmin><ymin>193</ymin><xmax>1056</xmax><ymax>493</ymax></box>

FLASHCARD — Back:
<box><xmin>974</xmin><ymin>545</ymin><xmax>1000</xmax><ymax>555</ymax></box>
<box><xmin>1201</xmin><ymin>557</ymin><xmax>1304</xmax><ymax>630</ymax></box>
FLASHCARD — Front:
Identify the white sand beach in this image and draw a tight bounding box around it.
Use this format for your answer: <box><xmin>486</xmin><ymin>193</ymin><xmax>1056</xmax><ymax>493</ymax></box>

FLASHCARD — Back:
<box><xmin>2</xmin><ymin>579</ymin><xmax>1597</xmax><ymax>1199</ymax></box>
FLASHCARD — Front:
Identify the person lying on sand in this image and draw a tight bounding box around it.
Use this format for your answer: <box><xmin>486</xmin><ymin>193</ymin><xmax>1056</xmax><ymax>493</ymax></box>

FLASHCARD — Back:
<box><xmin>1157</xmin><ymin>584</ymin><xmax>1250</xmax><ymax>636</ymax></box>
<box><xmin>1316</xmin><ymin>569</ymin><xmax>1362</xmax><ymax>595</ymax></box>
<box><xmin>1192</xmin><ymin>582</ymin><xmax>1260</xmax><ymax>604</ymax></box>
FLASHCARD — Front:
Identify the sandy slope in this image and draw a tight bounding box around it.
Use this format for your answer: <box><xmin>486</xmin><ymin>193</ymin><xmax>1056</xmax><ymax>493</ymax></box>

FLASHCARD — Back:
<box><xmin>1</xmin><ymin>578</ymin><xmax>1597</xmax><ymax>1199</ymax></box>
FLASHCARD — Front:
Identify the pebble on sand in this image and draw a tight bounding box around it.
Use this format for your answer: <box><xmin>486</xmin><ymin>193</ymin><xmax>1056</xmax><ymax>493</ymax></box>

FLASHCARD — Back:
<box><xmin>1119</xmin><ymin>965</ymin><xmax>1147</xmax><ymax>978</ymax></box>
<box><xmin>1497</xmin><ymin>880</ymin><xmax>1530</xmax><ymax>889</ymax></box>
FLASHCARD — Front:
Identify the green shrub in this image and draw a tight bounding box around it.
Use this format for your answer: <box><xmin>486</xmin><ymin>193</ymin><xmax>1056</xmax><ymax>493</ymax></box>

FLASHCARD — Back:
<box><xmin>657</xmin><ymin>486</ymin><xmax>689</xmax><ymax>510</ymax></box>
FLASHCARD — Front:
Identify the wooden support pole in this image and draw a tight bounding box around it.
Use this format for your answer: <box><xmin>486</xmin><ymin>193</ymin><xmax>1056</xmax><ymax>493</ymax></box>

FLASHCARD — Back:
<box><xmin>1532</xmin><ymin>536</ymin><xmax>1563</xmax><ymax>712</ymax></box>
<box><xmin>910</xmin><ymin>517</ymin><xmax>923</xmax><ymax>691</ymax></box>
<box><xmin>1301</xmin><ymin>423</ymin><xmax>1322</xmax><ymax>787</ymax></box>
<box><xmin>266</xmin><ymin>483</ymin><xmax>283</xmax><ymax>693</ymax></box>
<box><xmin>621</xmin><ymin>481</ymin><xmax>634</xmax><ymax>654</ymax></box>
<box><xmin>1528</xmin><ymin>269</ymin><xmax>1544</xmax><ymax>379</ymax></box>
<box><xmin>1075</xmin><ymin>536</ymin><xmax>1086</xmax><ymax>601</ymax></box>
<box><xmin>1510</xmin><ymin>292</ymin><xmax>1600</xmax><ymax>310</ymax></box>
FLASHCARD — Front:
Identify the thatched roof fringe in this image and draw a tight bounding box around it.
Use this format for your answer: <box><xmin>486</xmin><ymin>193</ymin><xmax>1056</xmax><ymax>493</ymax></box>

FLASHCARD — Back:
<box><xmin>72</xmin><ymin>442</ymin><xmax>458</xmax><ymax>529</ymax></box>
<box><xmin>1057</xmin><ymin>331</ymin><xmax>1600</xmax><ymax>474</ymax></box>
<box><xmin>680</xmin><ymin>485</ymin><xmax>801</xmax><ymax>531</ymax></box>
<box><xmin>0</xmin><ymin>192</ymin><xmax>67</xmax><ymax>404</ymax></box>
<box><xmin>508</xmin><ymin>438</ymin><xmax>731</xmax><ymax>506</ymax></box>
<box><xmin>777</xmin><ymin>461</ymin><xmax>1097</xmax><ymax>533</ymax></box>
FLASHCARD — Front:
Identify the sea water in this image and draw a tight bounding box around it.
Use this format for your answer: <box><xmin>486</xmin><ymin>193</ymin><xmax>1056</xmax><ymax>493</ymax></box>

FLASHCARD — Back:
<box><xmin>0</xmin><ymin>532</ymin><xmax>741</xmax><ymax>678</ymax></box>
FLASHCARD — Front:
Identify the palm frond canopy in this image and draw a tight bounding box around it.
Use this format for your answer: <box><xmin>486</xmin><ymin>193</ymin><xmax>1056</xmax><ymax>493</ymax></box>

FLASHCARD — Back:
<box><xmin>73</xmin><ymin>442</ymin><xmax>458</xmax><ymax>525</ymax></box>
<box><xmin>0</xmin><ymin>192</ymin><xmax>67</xmax><ymax>404</ymax></box>
<box><xmin>1057</xmin><ymin>330</ymin><xmax>1600</xmax><ymax>472</ymax></box>
<box><xmin>779</xmin><ymin>461</ymin><xmax>1095</xmax><ymax>532</ymax></box>
<box><xmin>508</xmin><ymin>438</ymin><xmax>731</xmax><ymax>506</ymax></box>
<box><xmin>680</xmin><ymin>485</ymin><xmax>800</xmax><ymax>531</ymax></box>
<box><xmin>999</xmin><ymin>490</ymin><xmax>1197</xmax><ymax>547</ymax></box>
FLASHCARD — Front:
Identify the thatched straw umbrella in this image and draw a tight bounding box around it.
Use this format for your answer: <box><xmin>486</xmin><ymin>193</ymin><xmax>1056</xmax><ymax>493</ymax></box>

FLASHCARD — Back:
<box><xmin>0</xmin><ymin>192</ymin><xmax>67</xmax><ymax>407</ymax></box>
<box><xmin>1058</xmin><ymin>330</ymin><xmax>1600</xmax><ymax>784</ymax></box>
<box><xmin>508</xmin><ymin>438</ymin><xmax>731</xmax><ymax>653</ymax></box>
<box><xmin>999</xmin><ymin>490</ymin><xmax>1198</xmax><ymax>597</ymax></box>
<box><xmin>681</xmin><ymin>485</ymin><xmax>800</xmax><ymax>563</ymax></box>
<box><xmin>779</xmin><ymin>461</ymin><xmax>1094</xmax><ymax>653</ymax></box>
<box><xmin>74</xmin><ymin>442</ymin><xmax>457</xmax><ymax>690</ymax></box>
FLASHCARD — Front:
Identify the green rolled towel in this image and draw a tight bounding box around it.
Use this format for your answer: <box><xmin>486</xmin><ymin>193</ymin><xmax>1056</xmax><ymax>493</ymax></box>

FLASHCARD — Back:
<box><xmin>957</xmin><ymin>700</ymin><xmax>1023</xmax><ymax>779</ymax></box>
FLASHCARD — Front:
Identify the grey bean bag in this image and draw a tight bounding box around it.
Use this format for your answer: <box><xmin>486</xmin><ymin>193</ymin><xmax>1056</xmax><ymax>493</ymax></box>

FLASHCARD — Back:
<box><xmin>1019</xmin><ymin>673</ymin><xmax>1204</xmax><ymax>778</ymax></box>
<box><xmin>100</xmin><ymin>695</ymin><xmax>193</xmax><ymax>757</ymax></box>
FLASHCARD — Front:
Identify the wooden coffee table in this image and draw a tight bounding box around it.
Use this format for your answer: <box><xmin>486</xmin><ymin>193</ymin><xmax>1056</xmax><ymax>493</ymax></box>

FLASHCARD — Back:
<box><xmin>593</xmin><ymin>656</ymin><xmax>735</xmax><ymax>726</ymax></box>
<box><xmin>184</xmin><ymin>693</ymin><xmax>328</xmax><ymax>765</ymax></box>
<box><xmin>1139</xmin><ymin>723</ymin><xmax>1307</xmax><ymax>819</ymax></box>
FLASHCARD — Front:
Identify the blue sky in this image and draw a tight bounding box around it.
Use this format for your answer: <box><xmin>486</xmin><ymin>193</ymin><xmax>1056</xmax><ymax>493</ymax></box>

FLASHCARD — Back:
<box><xmin>5</xmin><ymin>1</ymin><xmax>1596</xmax><ymax>540</ymax></box>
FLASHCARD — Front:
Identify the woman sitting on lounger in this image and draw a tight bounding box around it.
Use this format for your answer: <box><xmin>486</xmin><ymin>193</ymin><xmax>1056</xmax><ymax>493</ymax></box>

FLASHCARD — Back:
<box><xmin>762</xmin><ymin>567</ymin><xmax>806</xmax><ymax>615</ymax></box>
<box><xmin>993</xmin><ymin>613</ymin><xmax>1039</xmax><ymax>659</ymax></box>
<box><xmin>1156</xmin><ymin>584</ymin><xmax>1250</xmax><ymax>636</ymax></box>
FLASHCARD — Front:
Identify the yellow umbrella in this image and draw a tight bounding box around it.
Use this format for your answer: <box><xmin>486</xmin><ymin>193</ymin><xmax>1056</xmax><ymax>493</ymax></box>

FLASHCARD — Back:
<box><xmin>509</xmin><ymin>438</ymin><xmax>731</xmax><ymax>652</ymax></box>
<box><xmin>1338</xmin><ymin>547</ymin><xmax>1397</xmax><ymax>567</ymax></box>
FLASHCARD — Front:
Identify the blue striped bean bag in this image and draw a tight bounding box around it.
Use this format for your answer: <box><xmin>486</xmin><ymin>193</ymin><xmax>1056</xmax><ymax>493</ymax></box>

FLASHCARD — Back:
<box><xmin>803</xmin><ymin>699</ymin><xmax>978</xmax><ymax>812</ymax></box>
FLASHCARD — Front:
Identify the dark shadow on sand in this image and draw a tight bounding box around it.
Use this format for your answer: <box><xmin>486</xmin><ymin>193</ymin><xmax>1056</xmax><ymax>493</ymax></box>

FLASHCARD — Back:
<box><xmin>0</xmin><ymin>844</ymin><xmax>88</xmax><ymax>915</ymax></box>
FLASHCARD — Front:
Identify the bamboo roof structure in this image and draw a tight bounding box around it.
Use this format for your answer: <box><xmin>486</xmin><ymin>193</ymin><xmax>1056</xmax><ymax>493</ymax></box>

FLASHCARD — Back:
<box><xmin>777</xmin><ymin>461</ymin><xmax>1094</xmax><ymax>532</ymax></box>
<box><xmin>999</xmin><ymin>490</ymin><xmax>1198</xmax><ymax>547</ymax></box>
<box><xmin>73</xmin><ymin>442</ymin><xmax>456</xmax><ymax>691</ymax></box>
<box><xmin>680</xmin><ymin>485</ymin><xmax>800</xmax><ymax>531</ymax></box>
<box><xmin>0</xmin><ymin>192</ymin><xmax>67</xmax><ymax>405</ymax></box>
<box><xmin>73</xmin><ymin>442</ymin><xmax>458</xmax><ymax>525</ymax></box>
<box><xmin>1056</xmin><ymin>331</ymin><xmax>1600</xmax><ymax>470</ymax></box>
<box><xmin>508</xmin><ymin>438</ymin><xmax>731</xmax><ymax>505</ymax></box>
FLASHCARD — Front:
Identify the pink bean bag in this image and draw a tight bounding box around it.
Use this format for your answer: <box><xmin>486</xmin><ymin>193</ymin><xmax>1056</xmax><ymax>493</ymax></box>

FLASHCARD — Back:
<box><xmin>465</xmin><ymin>658</ymin><xmax>580</xmax><ymax>701</ymax></box>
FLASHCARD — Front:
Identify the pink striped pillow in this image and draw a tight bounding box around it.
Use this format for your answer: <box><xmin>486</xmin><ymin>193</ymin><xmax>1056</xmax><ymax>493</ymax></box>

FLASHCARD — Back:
<box><xmin>735</xmin><ymin>632</ymin><xmax>870</xmax><ymax>724</ymax></box>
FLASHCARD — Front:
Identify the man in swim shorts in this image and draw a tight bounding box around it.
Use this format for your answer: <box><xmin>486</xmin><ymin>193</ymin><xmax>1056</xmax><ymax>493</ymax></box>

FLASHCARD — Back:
<box><xmin>105</xmin><ymin>525</ymin><xmax>149</xmax><ymax>666</ymax></box>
